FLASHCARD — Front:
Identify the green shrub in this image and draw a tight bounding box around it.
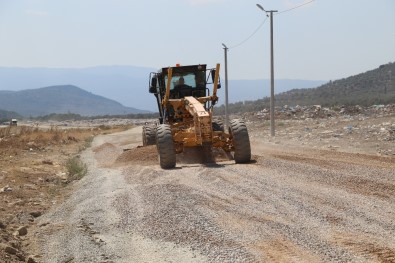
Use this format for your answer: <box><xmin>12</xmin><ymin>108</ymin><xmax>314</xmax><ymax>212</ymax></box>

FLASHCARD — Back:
<box><xmin>66</xmin><ymin>156</ymin><xmax>87</xmax><ymax>179</ymax></box>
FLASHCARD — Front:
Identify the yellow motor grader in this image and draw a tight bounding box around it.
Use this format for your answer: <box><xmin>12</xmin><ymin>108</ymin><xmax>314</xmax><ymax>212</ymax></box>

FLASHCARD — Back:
<box><xmin>143</xmin><ymin>64</ymin><xmax>251</xmax><ymax>169</ymax></box>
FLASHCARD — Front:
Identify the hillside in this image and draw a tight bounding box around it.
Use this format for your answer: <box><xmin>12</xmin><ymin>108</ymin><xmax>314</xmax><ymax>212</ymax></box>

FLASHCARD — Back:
<box><xmin>274</xmin><ymin>62</ymin><xmax>395</xmax><ymax>107</ymax></box>
<box><xmin>3</xmin><ymin>63</ymin><xmax>393</xmax><ymax>116</ymax></box>
<box><xmin>0</xmin><ymin>66</ymin><xmax>325</xmax><ymax>111</ymax></box>
<box><xmin>215</xmin><ymin>62</ymin><xmax>395</xmax><ymax>114</ymax></box>
<box><xmin>0</xmin><ymin>109</ymin><xmax>22</xmax><ymax>122</ymax></box>
<box><xmin>0</xmin><ymin>85</ymin><xmax>148</xmax><ymax>117</ymax></box>
<box><xmin>0</xmin><ymin>66</ymin><xmax>156</xmax><ymax>111</ymax></box>
<box><xmin>217</xmin><ymin>79</ymin><xmax>325</xmax><ymax>105</ymax></box>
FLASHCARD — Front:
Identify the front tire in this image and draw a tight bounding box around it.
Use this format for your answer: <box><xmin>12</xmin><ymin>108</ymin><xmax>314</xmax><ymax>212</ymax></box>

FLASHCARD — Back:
<box><xmin>142</xmin><ymin>125</ymin><xmax>156</xmax><ymax>146</ymax></box>
<box><xmin>156</xmin><ymin>124</ymin><xmax>176</xmax><ymax>169</ymax></box>
<box><xmin>229</xmin><ymin>119</ymin><xmax>251</xmax><ymax>163</ymax></box>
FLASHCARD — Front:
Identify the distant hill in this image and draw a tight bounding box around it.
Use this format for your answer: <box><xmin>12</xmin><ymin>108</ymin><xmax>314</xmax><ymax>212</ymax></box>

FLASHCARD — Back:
<box><xmin>0</xmin><ymin>109</ymin><xmax>22</xmax><ymax>122</ymax></box>
<box><xmin>0</xmin><ymin>65</ymin><xmax>325</xmax><ymax>111</ymax></box>
<box><xmin>272</xmin><ymin>62</ymin><xmax>395</xmax><ymax>107</ymax></box>
<box><xmin>216</xmin><ymin>79</ymin><xmax>325</xmax><ymax>105</ymax></box>
<box><xmin>0</xmin><ymin>85</ymin><xmax>148</xmax><ymax>117</ymax></box>
<box><xmin>2</xmin><ymin>63</ymin><xmax>392</xmax><ymax>116</ymax></box>
<box><xmin>215</xmin><ymin>62</ymin><xmax>395</xmax><ymax>114</ymax></box>
<box><xmin>0</xmin><ymin>66</ymin><xmax>155</xmax><ymax>111</ymax></box>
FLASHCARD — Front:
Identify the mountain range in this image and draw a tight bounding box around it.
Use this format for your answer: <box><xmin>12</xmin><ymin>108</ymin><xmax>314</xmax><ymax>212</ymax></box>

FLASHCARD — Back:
<box><xmin>0</xmin><ymin>65</ymin><xmax>325</xmax><ymax>112</ymax></box>
<box><xmin>1</xmin><ymin>62</ymin><xmax>393</xmax><ymax>118</ymax></box>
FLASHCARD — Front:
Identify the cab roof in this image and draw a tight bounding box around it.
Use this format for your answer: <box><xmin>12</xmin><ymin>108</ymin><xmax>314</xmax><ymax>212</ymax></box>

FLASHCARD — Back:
<box><xmin>160</xmin><ymin>64</ymin><xmax>207</xmax><ymax>75</ymax></box>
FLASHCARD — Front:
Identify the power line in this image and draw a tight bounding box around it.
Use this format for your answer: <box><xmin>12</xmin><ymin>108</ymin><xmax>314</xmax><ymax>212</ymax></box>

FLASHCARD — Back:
<box><xmin>277</xmin><ymin>0</ymin><xmax>316</xmax><ymax>15</ymax></box>
<box><xmin>229</xmin><ymin>17</ymin><xmax>268</xmax><ymax>49</ymax></box>
<box><xmin>228</xmin><ymin>0</ymin><xmax>315</xmax><ymax>49</ymax></box>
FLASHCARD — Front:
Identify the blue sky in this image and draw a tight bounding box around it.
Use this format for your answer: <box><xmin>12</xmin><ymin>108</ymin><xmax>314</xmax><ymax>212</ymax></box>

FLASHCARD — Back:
<box><xmin>0</xmin><ymin>0</ymin><xmax>394</xmax><ymax>81</ymax></box>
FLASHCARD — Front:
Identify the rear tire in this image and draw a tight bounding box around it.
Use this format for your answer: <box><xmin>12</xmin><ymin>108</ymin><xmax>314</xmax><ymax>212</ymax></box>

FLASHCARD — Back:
<box><xmin>142</xmin><ymin>125</ymin><xmax>156</xmax><ymax>146</ymax></box>
<box><xmin>156</xmin><ymin>124</ymin><xmax>176</xmax><ymax>169</ymax></box>
<box><xmin>212</xmin><ymin>120</ymin><xmax>224</xmax><ymax>132</ymax></box>
<box><xmin>229</xmin><ymin>119</ymin><xmax>251</xmax><ymax>163</ymax></box>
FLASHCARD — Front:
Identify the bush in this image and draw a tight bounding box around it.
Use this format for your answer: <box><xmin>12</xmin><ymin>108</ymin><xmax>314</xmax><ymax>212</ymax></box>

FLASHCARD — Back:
<box><xmin>66</xmin><ymin>156</ymin><xmax>87</xmax><ymax>180</ymax></box>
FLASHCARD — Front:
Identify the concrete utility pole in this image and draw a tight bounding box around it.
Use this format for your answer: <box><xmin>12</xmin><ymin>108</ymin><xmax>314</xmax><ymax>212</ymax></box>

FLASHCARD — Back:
<box><xmin>257</xmin><ymin>4</ymin><xmax>277</xmax><ymax>137</ymax></box>
<box><xmin>222</xmin><ymin>43</ymin><xmax>229</xmax><ymax>131</ymax></box>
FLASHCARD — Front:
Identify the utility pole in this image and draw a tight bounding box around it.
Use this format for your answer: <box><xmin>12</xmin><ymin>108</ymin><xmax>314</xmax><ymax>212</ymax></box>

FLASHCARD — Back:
<box><xmin>222</xmin><ymin>43</ymin><xmax>229</xmax><ymax>131</ymax></box>
<box><xmin>257</xmin><ymin>4</ymin><xmax>277</xmax><ymax>136</ymax></box>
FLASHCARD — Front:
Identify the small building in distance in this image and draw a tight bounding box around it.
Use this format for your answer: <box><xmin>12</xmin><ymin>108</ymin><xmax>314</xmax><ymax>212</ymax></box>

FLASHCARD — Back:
<box><xmin>10</xmin><ymin>119</ymin><xmax>18</xmax><ymax>126</ymax></box>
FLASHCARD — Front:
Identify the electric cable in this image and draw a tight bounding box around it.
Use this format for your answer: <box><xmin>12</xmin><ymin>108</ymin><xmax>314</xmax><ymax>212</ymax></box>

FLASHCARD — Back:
<box><xmin>228</xmin><ymin>16</ymin><xmax>268</xmax><ymax>49</ymax></box>
<box><xmin>277</xmin><ymin>0</ymin><xmax>316</xmax><ymax>15</ymax></box>
<box><xmin>226</xmin><ymin>0</ymin><xmax>315</xmax><ymax>49</ymax></box>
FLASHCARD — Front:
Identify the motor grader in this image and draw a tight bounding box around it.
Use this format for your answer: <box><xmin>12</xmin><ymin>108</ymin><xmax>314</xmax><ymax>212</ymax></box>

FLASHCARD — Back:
<box><xmin>143</xmin><ymin>63</ymin><xmax>251</xmax><ymax>169</ymax></box>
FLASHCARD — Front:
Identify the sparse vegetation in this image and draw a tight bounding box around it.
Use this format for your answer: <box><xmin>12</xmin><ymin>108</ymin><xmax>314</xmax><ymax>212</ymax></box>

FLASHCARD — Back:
<box><xmin>0</xmin><ymin>126</ymin><xmax>12</xmax><ymax>138</ymax></box>
<box><xmin>85</xmin><ymin>135</ymin><xmax>94</xmax><ymax>146</ymax></box>
<box><xmin>98</xmin><ymin>124</ymin><xmax>112</xmax><ymax>130</ymax></box>
<box><xmin>31</xmin><ymin>112</ymin><xmax>158</xmax><ymax>121</ymax></box>
<box><xmin>79</xmin><ymin>136</ymin><xmax>94</xmax><ymax>152</ymax></box>
<box><xmin>35</xmin><ymin>113</ymin><xmax>84</xmax><ymax>121</ymax></box>
<box><xmin>0</xmin><ymin>109</ymin><xmax>22</xmax><ymax>123</ymax></box>
<box><xmin>0</xmin><ymin>122</ymin><xmax>131</xmax><ymax>262</ymax></box>
<box><xmin>215</xmin><ymin>62</ymin><xmax>395</xmax><ymax>114</ymax></box>
<box><xmin>66</xmin><ymin>155</ymin><xmax>88</xmax><ymax>180</ymax></box>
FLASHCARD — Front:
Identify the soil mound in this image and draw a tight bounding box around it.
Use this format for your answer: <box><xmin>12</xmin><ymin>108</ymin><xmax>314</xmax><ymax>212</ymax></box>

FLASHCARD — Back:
<box><xmin>116</xmin><ymin>145</ymin><xmax>158</xmax><ymax>165</ymax></box>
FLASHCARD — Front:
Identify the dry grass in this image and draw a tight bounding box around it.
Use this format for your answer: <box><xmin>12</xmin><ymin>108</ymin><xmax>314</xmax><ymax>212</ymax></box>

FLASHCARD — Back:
<box><xmin>0</xmin><ymin>125</ymin><xmax>131</xmax><ymax>150</ymax></box>
<box><xmin>0</xmin><ymin>123</ymin><xmax>133</xmax><ymax>262</ymax></box>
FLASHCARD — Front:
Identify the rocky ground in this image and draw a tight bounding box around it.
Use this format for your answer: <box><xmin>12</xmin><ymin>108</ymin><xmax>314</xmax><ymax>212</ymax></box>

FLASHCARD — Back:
<box><xmin>0</xmin><ymin>104</ymin><xmax>394</xmax><ymax>262</ymax></box>
<box><xmin>245</xmin><ymin>104</ymin><xmax>395</xmax><ymax>156</ymax></box>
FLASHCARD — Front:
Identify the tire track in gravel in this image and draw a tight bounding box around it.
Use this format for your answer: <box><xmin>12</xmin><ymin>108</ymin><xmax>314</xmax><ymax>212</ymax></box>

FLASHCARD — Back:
<box><xmin>34</xmin><ymin>127</ymin><xmax>395</xmax><ymax>263</ymax></box>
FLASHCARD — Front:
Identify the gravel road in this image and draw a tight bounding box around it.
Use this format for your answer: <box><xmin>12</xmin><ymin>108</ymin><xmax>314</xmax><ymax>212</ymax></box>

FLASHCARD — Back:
<box><xmin>34</xmin><ymin>126</ymin><xmax>395</xmax><ymax>263</ymax></box>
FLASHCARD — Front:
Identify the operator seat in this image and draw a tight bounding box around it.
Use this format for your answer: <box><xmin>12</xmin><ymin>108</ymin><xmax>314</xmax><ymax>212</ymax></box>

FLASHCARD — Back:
<box><xmin>174</xmin><ymin>77</ymin><xmax>193</xmax><ymax>98</ymax></box>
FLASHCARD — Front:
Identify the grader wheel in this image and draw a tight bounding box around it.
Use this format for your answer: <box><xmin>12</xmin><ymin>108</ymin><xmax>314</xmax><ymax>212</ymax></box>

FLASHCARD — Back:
<box><xmin>156</xmin><ymin>124</ymin><xmax>176</xmax><ymax>169</ymax></box>
<box><xmin>229</xmin><ymin>119</ymin><xmax>251</xmax><ymax>163</ymax></box>
<box><xmin>142</xmin><ymin>125</ymin><xmax>156</xmax><ymax>146</ymax></box>
<box><xmin>212</xmin><ymin>120</ymin><xmax>224</xmax><ymax>132</ymax></box>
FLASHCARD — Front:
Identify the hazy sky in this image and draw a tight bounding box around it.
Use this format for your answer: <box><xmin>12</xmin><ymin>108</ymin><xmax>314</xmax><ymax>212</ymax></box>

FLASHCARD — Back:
<box><xmin>0</xmin><ymin>0</ymin><xmax>394</xmax><ymax>81</ymax></box>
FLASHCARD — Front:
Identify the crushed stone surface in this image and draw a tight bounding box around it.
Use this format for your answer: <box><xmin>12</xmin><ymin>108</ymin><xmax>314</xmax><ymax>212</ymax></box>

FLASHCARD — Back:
<box><xmin>30</xmin><ymin>124</ymin><xmax>395</xmax><ymax>263</ymax></box>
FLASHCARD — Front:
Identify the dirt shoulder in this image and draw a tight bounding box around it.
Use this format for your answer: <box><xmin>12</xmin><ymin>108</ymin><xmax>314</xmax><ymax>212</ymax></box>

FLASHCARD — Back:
<box><xmin>0</xmin><ymin>124</ymin><xmax>130</xmax><ymax>263</ymax></box>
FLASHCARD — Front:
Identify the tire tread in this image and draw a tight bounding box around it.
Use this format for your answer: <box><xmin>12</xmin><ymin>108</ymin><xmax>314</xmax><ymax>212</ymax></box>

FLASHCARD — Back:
<box><xmin>156</xmin><ymin>124</ymin><xmax>176</xmax><ymax>169</ymax></box>
<box><xmin>230</xmin><ymin>119</ymin><xmax>251</xmax><ymax>163</ymax></box>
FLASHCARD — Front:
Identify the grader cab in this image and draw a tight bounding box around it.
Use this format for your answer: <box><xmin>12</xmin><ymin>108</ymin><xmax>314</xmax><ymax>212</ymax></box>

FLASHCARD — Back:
<box><xmin>143</xmin><ymin>64</ymin><xmax>251</xmax><ymax>169</ymax></box>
